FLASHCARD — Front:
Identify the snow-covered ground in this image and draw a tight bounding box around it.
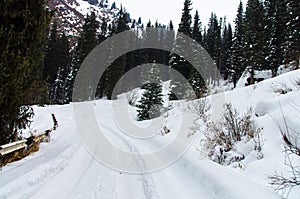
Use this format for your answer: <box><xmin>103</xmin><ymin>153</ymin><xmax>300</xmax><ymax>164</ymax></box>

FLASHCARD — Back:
<box><xmin>0</xmin><ymin>70</ymin><xmax>299</xmax><ymax>199</ymax></box>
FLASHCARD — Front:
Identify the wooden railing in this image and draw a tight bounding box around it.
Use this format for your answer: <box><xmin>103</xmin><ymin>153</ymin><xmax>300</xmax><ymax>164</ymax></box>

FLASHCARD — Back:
<box><xmin>0</xmin><ymin>113</ymin><xmax>58</xmax><ymax>168</ymax></box>
<box><xmin>0</xmin><ymin>140</ymin><xmax>27</xmax><ymax>156</ymax></box>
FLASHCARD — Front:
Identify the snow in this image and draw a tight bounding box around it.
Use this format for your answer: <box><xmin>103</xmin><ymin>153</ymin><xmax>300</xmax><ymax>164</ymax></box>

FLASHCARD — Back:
<box><xmin>0</xmin><ymin>70</ymin><xmax>300</xmax><ymax>198</ymax></box>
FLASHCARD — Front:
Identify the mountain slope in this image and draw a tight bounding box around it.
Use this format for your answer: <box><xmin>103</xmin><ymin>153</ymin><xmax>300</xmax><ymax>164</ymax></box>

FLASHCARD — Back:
<box><xmin>48</xmin><ymin>0</ymin><xmax>120</xmax><ymax>38</ymax></box>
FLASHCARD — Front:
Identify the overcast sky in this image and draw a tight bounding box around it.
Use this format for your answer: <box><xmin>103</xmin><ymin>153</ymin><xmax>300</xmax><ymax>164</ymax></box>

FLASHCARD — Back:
<box><xmin>113</xmin><ymin>0</ymin><xmax>248</xmax><ymax>29</ymax></box>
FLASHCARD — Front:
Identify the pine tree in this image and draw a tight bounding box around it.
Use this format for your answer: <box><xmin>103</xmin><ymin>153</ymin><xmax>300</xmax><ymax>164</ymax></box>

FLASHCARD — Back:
<box><xmin>70</xmin><ymin>11</ymin><xmax>99</xmax><ymax>101</ymax></box>
<box><xmin>111</xmin><ymin>2</ymin><xmax>116</xmax><ymax>10</ymax></box>
<box><xmin>231</xmin><ymin>1</ymin><xmax>245</xmax><ymax>87</ymax></box>
<box><xmin>178</xmin><ymin>0</ymin><xmax>193</xmax><ymax>37</ymax></box>
<box><xmin>244</xmin><ymin>0</ymin><xmax>267</xmax><ymax>85</ymax></box>
<box><xmin>0</xmin><ymin>0</ymin><xmax>50</xmax><ymax>145</ymax></box>
<box><xmin>137</xmin><ymin>82</ymin><xmax>164</xmax><ymax>121</ymax></box>
<box><xmin>53</xmin><ymin>33</ymin><xmax>71</xmax><ymax>104</ymax></box>
<box><xmin>205</xmin><ymin>13</ymin><xmax>221</xmax><ymax>67</ymax></box>
<box><xmin>169</xmin><ymin>0</ymin><xmax>193</xmax><ymax>99</ymax></box>
<box><xmin>95</xmin><ymin>16</ymin><xmax>108</xmax><ymax>99</ymax></box>
<box><xmin>189</xmin><ymin>10</ymin><xmax>206</xmax><ymax>98</ymax></box>
<box><xmin>192</xmin><ymin>10</ymin><xmax>202</xmax><ymax>44</ymax></box>
<box><xmin>285</xmin><ymin>0</ymin><xmax>300</xmax><ymax>67</ymax></box>
<box><xmin>104</xmin><ymin>7</ymin><xmax>129</xmax><ymax>99</ymax></box>
<box><xmin>98</xmin><ymin>16</ymin><xmax>108</xmax><ymax>43</ymax></box>
<box><xmin>44</xmin><ymin>22</ymin><xmax>72</xmax><ymax>104</ymax></box>
<box><xmin>44</xmin><ymin>22</ymin><xmax>59</xmax><ymax>85</ymax></box>
<box><xmin>265</xmin><ymin>0</ymin><xmax>288</xmax><ymax>76</ymax></box>
<box><xmin>222</xmin><ymin>22</ymin><xmax>233</xmax><ymax>80</ymax></box>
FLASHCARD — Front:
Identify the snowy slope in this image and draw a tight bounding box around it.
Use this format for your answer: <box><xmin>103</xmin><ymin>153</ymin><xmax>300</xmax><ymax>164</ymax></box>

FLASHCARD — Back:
<box><xmin>48</xmin><ymin>0</ymin><xmax>120</xmax><ymax>38</ymax></box>
<box><xmin>0</xmin><ymin>70</ymin><xmax>300</xmax><ymax>198</ymax></box>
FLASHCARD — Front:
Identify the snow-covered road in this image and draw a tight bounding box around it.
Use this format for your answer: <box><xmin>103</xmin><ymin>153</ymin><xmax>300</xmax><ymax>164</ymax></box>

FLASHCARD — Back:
<box><xmin>2</xmin><ymin>70</ymin><xmax>300</xmax><ymax>198</ymax></box>
<box><xmin>0</xmin><ymin>101</ymin><xmax>280</xmax><ymax>199</ymax></box>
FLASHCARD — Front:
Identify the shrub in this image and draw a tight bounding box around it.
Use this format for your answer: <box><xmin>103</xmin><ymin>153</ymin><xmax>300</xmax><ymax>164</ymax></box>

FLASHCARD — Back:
<box><xmin>201</xmin><ymin>103</ymin><xmax>262</xmax><ymax>165</ymax></box>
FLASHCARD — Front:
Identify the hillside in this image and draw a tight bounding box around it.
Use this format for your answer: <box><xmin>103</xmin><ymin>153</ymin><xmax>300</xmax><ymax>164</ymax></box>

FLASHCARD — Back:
<box><xmin>0</xmin><ymin>70</ymin><xmax>299</xmax><ymax>198</ymax></box>
<box><xmin>47</xmin><ymin>0</ymin><xmax>120</xmax><ymax>38</ymax></box>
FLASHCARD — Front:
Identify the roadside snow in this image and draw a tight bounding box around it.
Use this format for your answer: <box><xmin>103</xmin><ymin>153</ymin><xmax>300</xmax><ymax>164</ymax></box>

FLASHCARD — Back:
<box><xmin>0</xmin><ymin>70</ymin><xmax>299</xmax><ymax>198</ymax></box>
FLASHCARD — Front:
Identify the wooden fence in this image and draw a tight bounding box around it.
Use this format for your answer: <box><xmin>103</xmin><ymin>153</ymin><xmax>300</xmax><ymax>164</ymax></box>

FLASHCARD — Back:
<box><xmin>0</xmin><ymin>114</ymin><xmax>58</xmax><ymax>168</ymax></box>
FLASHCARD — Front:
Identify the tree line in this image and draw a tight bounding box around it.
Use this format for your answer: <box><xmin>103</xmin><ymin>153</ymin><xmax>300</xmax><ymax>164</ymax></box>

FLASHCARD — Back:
<box><xmin>0</xmin><ymin>0</ymin><xmax>299</xmax><ymax>143</ymax></box>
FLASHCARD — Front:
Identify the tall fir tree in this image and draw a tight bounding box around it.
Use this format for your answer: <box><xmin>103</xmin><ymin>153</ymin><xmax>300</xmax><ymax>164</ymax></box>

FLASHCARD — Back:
<box><xmin>222</xmin><ymin>22</ymin><xmax>233</xmax><ymax>80</ymax></box>
<box><xmin>44</xmin><ymin>22</ymin><xmax>59</xmax><ymax>85</ymax></box>
<box><xmin>231</xmin><ymin>1</ymin><xmax>245</xmax><ymax>87</ymax></box>
<box><xmin>104</xmin><ymin>7</ymin><xmax>130</xmax><ymax>99</ymax></box>
<box><xmin>52</xmin><ymin>33</ymin><xmax>71</xmax><ymax>104</ymax></box>
<box><xmin>137</xmin><ymin>63</ymin><xmax>164</xmax><ymax>121</ymax></box>
<box><xmin>265</xmin><ymin>0</ymin><xmax>288</xmax><ymax>76</ymax></box>
<box><xmin>44</xmin><ymin>22</ymin><xmax>72</xmax><ymax>104</ymax></box>
<box><xmin>70</xmin><ymin>11</ymin><xmax>99</xmax><ymax>101</ymax></box>
<box><xmin>244</xmin><ymin>0</ymin><xmax>267</xmax><ymax>85</ymax></box>
<box><xmin>192</xmin><ymin>10</ymin><xmax>202</xmax><ymax>44</ymax></box>
<box><xmin>190</xmin><ymin>10</ymin><xmax>206</xmax><ymax>98</ymax></box>
<box><xmin>0</xmin><ymin>0</ymin><xmax>50</xmax><ymax>145</ymax></box>
<box><xmin>95</xmin><ymin>16</ymin><xmax>108</xmax><ymax>99</ymax></box>
<box><xmin>205</xmin><ymin>13</ymin><xmax>222</xmax><ymax>68</ymax></box>
<box><xmin>285</xmin><ymin>0</ymin><xmax>300</xmax><ymax>67</ymax></box>
<box><xmin>169</xmin><ymin>0</ymin><xmax>193</xmax><ymax>99</ymax></box>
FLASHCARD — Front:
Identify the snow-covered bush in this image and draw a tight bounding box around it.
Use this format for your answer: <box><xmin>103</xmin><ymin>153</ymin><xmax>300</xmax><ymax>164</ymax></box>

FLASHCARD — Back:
<box><xmin>201</xmin><ymin>103</ymin><xmax>262</xmax><ymax>166</ymax></box>
<box><xmin>269</xmin><ymin>108</ymin><xmax>300</xmax><ymax>198</ymax></box>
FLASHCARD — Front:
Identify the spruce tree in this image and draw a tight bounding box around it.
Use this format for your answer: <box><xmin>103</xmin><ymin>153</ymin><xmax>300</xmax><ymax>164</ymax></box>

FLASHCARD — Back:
<box><xmin>285</xmin><ymin>0</ymin><xmax>300</xmax><ymax>67</ymax></box>
<box><xmin>70</xmin><ymin>11</ymin><xmax>99</xmax><ymax>101</ymax></box>
<box><xmin>53</xmin><ymin>33</ymin><xmax>71</xmax><ymax>104</ymax></box>
<box><xmin>44</xmin><ymin>22</ymin><xmax>71</xmax><ymax>104</ymax></box>
<box><xmin>231</xmin><ymin>1</ymin><xmax>245</xmax><ymax>87</ymax></box>
<box><xmin>137</xmin><ymin>83</ymin><xmax>163</xmax><ymax>121</ymax></box>
<box><xmin>190</xmin><ymin>10</ymin><xmax>206</xmax><ymax>98</ymax></box>
<box><xmin>169</xmin><ymin>0</ymin><xmax>193</xmax><ymax>99</ymax></box>
<box><xmin>244</xmin><ymin>0</ymin><xmax>267</xmax><ymax>84</ymax></box>
<box><xmin>222</xmin><ymin>22</ymin><xmax>233</xmax><ymax>80</ymax></box>
<box><xmin>44</xmin><ymin>22</ymin><xmax>59</xmax><ymax>85</ymax></box>
<box><xmin>104</xmin><ymin>7</ymin><xmax>129</xmax><ymax>99</ymax></box>
<box><xmin>0</xmin><ymin>0</ymin><xmax>50</xmax><ymax>145</ymax></box>
<box><xmin>192</xmin><ymin>10</ymin><xmax>202</xmax><ymax>44</ymax></box>
<box><xmin>265</xmin><ymin>0</ymin><xmax>288</xmax><ymax>76</ymax></box>
<box><xmin>95</xmin><ymin>16</ymin><xmax>108</xmax><ymax>99</ymax></box>
<box><xmin>205</xmin><ymin>13</ymin><xmax>221</xmax><ymax>67</ymax></box>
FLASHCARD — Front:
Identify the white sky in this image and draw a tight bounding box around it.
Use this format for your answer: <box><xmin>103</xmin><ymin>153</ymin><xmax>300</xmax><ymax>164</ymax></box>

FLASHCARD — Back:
<box><xmin>112</xmin><ymin>0</ymin><xmax>248</xmax><ymax>29</ymax></box>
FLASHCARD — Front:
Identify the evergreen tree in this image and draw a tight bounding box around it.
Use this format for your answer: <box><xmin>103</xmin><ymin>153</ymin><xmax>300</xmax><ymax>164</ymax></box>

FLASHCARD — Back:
<box><xmin>44</xmin><ymin>22</ymin><xmax>59</xmax><ymax>85</ymax></box>
<box><xmin>192</xmin><ymin>10</ymin><xmax>202</xmax><ymax>44</ymax></box>
<box><xmin>138</xmin><ymin>17</ymin><xmax>142</xmax><ymax>24</ymax></box>
<box><xmin>111</xmin><ymin>2</ymin><xmax>116</xmax><ymax>10</ymax></box>
<box><xmin>285</xmin><ymin>0</ymin><xmax>300</xmax><ymax>67</ymax></box>
<box><xmin>52</xmin><ymin>33</ymin><xmax>71</xmax><ymax>104</ymax></box>
<box><xmin>95</xmin><ymin>16</ymin><xmax>108</xmax><ymax>99</ymax></box>
<box><xmin>70</xmin><ymin>11</ymin><xmax>99</xmax><ymax>101</ymax></box>
<box><xmin>231</xmin><ymin>1</ymin><xmax>245</xmax><ymax>87</ymax></box>
<box><xmin>265</xmin><ymin>0</ymin><xmax>288</xmax><ymax>76</ymax></box>
<box><xmin>169</xmin><ymin>0</ymin><xmax>193</xmax><ymax>99</ymax></box>
<box><xmin>205</xmin><ymin>13</ymin><xmax>221</xmax><ymax>68</ymax></box>
<box><xmin>189</xmin><ymin>10</ymin><xmax>206</xmax><ymax>98</ymax></box>
<box><xmin>98</xmin><ymin>16</ymin><xmax>108</xmax><ymax>43</ymax></box>
<box><xmin>244</xmin><ymin>0</ymin><xmax>267</xmax><ymax>84</ymax></box>
<box><xmin>104</xmin><ymin>7</ymin><xmax>129</xmax><ymax>99</ymax></box>
<box><xmin>178</xmin><ymin>0</ymin><xmax>193</xmax><ymax>37</ymax></box>
<box><xmin>137</xmin><ymin>82</ymin><xmax>164</xmax><ymax>121</ymax></box>
<box><xmin>0</xmin><ymin>0</ymin><xmax>50</xmax><ymax>145</ymax></box>
<box><xmin>222</xmin><ymin>22</ymin><xmax>233</xmax><ymax>80</ymax></box>
<box><xmin>44</xmin><ymin>22</ymin><xmax>72</xmax><ymax>104</ymax></box>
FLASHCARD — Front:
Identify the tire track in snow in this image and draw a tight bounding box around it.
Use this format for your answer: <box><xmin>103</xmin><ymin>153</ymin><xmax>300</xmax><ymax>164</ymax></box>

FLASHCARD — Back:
<box><xmin>100</xmin><ymin>122</ymin><xmax>159</xmax><ymax>199</ymax></box>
